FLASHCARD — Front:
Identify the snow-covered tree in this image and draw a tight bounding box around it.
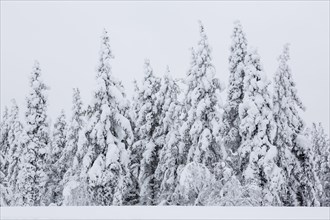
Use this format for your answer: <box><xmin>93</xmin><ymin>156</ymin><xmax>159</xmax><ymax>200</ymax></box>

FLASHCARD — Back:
<box><xmin>130</xmin><ymin>59</ymin><xmax>161</xmax><ymax>205</ymax></box>
<box><xmin>0</xmin><ymin>106</ymin><xmax>10</xmax><ymax>206</ymax></box>
<box><xmin>50</xmin><ymin>110</ymin><xmax>67</xmax><ymax>164</ymax></box>
<box><xmin>0</xmin><ymin>107</ymin><xmax>10</xmax><ymax>177</ymax></box>
<box><xmin>179</xmin><ymin>21</ymin><xmax>224</xmax><ymax>171</ymax></box>
<box><xmin>172</xmin><ymin>21</ymin><xmax>225</xmax><ymax>205</ymax></box>
<box><xmin>125</xmin><ymin>80</ymin><xmax>143</xmax><ymax>205</ymax></box>
<box><xmin>153</xmin><ymin>67</ymin><xmax>180</xmax><ymax>148</ymax></box>
<box><xmin>152</xmin><ymin>67</ymin><xmax>181</xmax><ymax>205</ymax></box>
<box><xmin>273</xmin><ymin>44</ymin><xmax>319</xmax><ymax>206</ymax></box>
<box><xmin>238</xmin><ymin>48</ymin><xmax>283</xmax><ymax>206</ymax></box>
<box><xmin>45</xmin><ymin>110</ymin><xmax>68</xmax><ymax>205</ymax></box>
<box><xmin>17</xmin><ymin>61</ymin><xmax>50</xmax><ymax>206</ymax></box>
<box><xmin>79</xmin><ymin>29</ymin><xmax>133</xmax><ymax>206</ymax></box>
<box><xmin>310</xmin><ymin>123</ymin><xmax>330</xmax><ymax>206</ymax></box>
<box><xmin>58</xmin><ymin>88</ymin><xmax>85</xmax><ymax>192</ymax></box>
<box><xmin>222</xmin><ymin>20</ymin><xmax>248</xmax><ymax>154</ymax></box>
<box><xmin>295</xmin><ymin>134</ymin><xmax>320</xmax><ymax>206</ymax></box>
<box><xmin>5</xmin><ymin>100</ymin><xmax>26</xmax><ymax>205</ymax></box>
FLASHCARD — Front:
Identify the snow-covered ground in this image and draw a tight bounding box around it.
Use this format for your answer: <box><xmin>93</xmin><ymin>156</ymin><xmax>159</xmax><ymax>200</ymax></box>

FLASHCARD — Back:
<box><xmin>1</xmin><ymin>207</ymin><xmax>329</xmax><ymax>219</ymax></box>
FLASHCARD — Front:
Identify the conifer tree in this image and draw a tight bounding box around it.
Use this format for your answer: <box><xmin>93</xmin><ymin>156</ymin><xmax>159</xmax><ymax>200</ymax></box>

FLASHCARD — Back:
<box><xmin>18</xmin><ymin>61</ymin><xmax>50</xmax><ymax>206</ymax></box>
<box><xmin>79</xmin><ymin>29</ymin><xmax>133</xmax><ymax>205</ymax></box>
<box><xmin>125</xmin><ymin>80</ymin><xmax>141</xmax><ymax>205</ymax></box>
<box><xmin>59</xmin><ymin>88</ymin><xmax>84</xmax><ymax>188</ymax></box>
<box><xmin>238</xmin><ymin>49</ymin><xmax>283</xmax><ymax>206</ymax></box>
<box><xmin>295</xmin><ymin>133</ymin><xmax>320</xmax><ymax>206</ymax></box>
<box><xmin>154</xmin><ymin>101</ymin><xmax>183</xmax><ymax>205</ymax></box>
<box><xmin>46</xmin><ymin>110</ymin><xmax>68</xmax><ymax>205</ymax></box>
<box><xmin>310</xmin><ymin>123</ymin><xmax>330</xmax><ymax>206</ymax></box>
<box><xmin>131</xmin><ymin>59</ymin><xmax>161</xmax><ymax>205</ymax></box>
<box><xmin>222</xmin><ymin>21</ymin><xmax>248</xmax><ymax>153</ymax></box>
<box><xmin>0</xmin><ymin>107</ymin><xmax>10</xmax><ymax>180</ymax></box>
<box><xmin>174</xmin><ymin>22</ymin><xmax>225</xmax><ymax>205</ymax></box>
<box><xmin>273</xmin><ymin>44</ymin><xmax>319</xmax><ymax>206</ymax></box>
<box><xmin>0</xmin><ymin>107</ymin><xmax>10</xmax><ymax>206</ymax></box>
<box><xmin>6</xmin><ymin>100</ymin><xmax>26</xmax><ymax>205</ymax></box>
<box><xmin>179</xmin><ymin>21</ymin><xmax>224</xmax><ymax>172</ymax></box>
<box><xmin>153</xmin><ymin>67</ymin><xmax>181</xmax><ymax>204</ymax></box>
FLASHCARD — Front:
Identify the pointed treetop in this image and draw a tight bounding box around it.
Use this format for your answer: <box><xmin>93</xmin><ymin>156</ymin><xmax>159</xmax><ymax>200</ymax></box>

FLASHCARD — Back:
<box><xmin>31</xmin><ymin>60</ymin><xmax>41</xmax><ymax>78</ymax></box>
<box><xmin>143</xmin><ymin>59</ymin><xmax>154</xmax><ymax>78</ymax></box>
<box><xmin>29</xmin><ymin>61</ymin><xmax>48</xmax><ymax>91</ymax></box>
<box><xmin>73</xmin><ymin>87</ymin><xmax>80</xmax><ymax>97</ymax></box>
<box><xmin>198</xmin><ymin>20</ymin><xmax>204</xmax><ymax>34</ymax></box>
<box><xmin>10</xmin><ymin>99</ymin><xmax>17</xmax><ymax>108</ymax></box>
<box><xmin>228</xmin><ymin>20</ymin><xmax>248</xmax><ymax>75</ymax></box>
<box><xmin>164</xmin><ymin>65</ymin><xmax>171</xmax><ymax>78</ymax></box>
<box><xmin>10</xmin><ymin>99</ymin><xmax>19</xmax><ymax>116</ymax></box>
<box><xmin>197</xmin><ymin>20</ymin><xmax>208</xmax><ymax>43</ymax></box>
<box><xmin>34</xmin><ymin>60</ymin><xmax>40</xmax><ymax>68</ymax></box>
<box><xmin>165</xmin><ymin>65</ymin><xmax>170</xmax><ymax>74</ymax></box>
<box><xmin>102</xmin><ymin>28</ymin><xmax>108</xmax><ymax>37</ymax></box>
<box><xmin>278</xmin><ymin>43</ymin><xmax>290</xmax><ymax>63</ymax></box>
<box><xmin>233</xmin><ymin>20</ymin><xmax>245</xmax><ymax>35</ymax></box>
<box><xmin>232</xmin><ymin>20</ymin><xmax>245</xmax><ymax>36</ymax></box>
<box><xmin>233</xmin><ymin>20</ymin><xmax>242</xmax><ymax>26</ymax></box>
<box><xmin>163</xmin><ymin>65</ymin><xmax>173</xmax><ymax>83</ymax></box>
<box><xmin>274</xmin><ymin>43</ymin><xmax>305</xmax><ymax>112</ymax></box>
<box><xmin>99</xmin><ymin>28</ymin><xmax>114</xmax><ymax>63</ymax></box>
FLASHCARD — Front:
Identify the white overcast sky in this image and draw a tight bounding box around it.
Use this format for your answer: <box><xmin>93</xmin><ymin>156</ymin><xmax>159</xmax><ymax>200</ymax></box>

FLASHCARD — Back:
<box><xmin>1</xmin><ymin>1</ymin><xmax>329</xmax><ymax>133</ymax></box>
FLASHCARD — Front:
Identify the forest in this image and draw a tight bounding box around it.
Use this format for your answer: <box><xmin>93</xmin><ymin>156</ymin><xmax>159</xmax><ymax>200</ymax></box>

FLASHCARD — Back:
<box><xmin>0</xmin><ymin>21</ymin><xmax>329</xmax><ymax>207</ymax></box>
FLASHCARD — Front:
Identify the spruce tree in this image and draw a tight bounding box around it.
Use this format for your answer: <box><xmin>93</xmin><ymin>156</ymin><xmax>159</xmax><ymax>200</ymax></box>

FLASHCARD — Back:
<box><xmin>79</xmin><ymin>29</ymin><xmax>133</xmax><ymax>205</ymax></box>
<box><xmin>132</xmin><ymin>59</ymin><xmax>161</xmax><ymax>205</ymax></box>
<box><xmin>125</xmin><ymin>80</ymin><xmax>141</xmax><ymax>205</ymax></box>
<box><xmin>59</xmin><ymin>89</ymin><xmax>84</xmax><ymax>192</ymax></box>
<box><xmin>6</xmin><ymin>100</ymin><xmax>26</xmax><ymax>205</ymax></box>
<box><xmin>46</xmin><ymin>110</ymin><xmax>68</xmax><ymax>205</ymax></box>
<box><xmin>310</xmin><ymin>123</ymin><xmax>330</xmax><ymax>206</ymax></box>
<box><xmin>153</xmin><ymin>67</ymin><xmax>181</xmax><ymax>205</ymax></box>
<box><xmin>0</xmin><ymin>107</ymin><xmax>10</xmax><ymax>179</ymax></box>
<box><xmin>273</xmin><ymin>44</ymin><xmax>319</xmax><ymax>206</ymax></box>
<box><xmin>179</xmin><ymin>21</ymin><xmax>224</xmax><ymax>171</ymax></box>
<box><xmin>238</xmin><ymin>49</ymin><xmax>283</xmax><ymax>206</ymax></box>
<box><xmin>222</xmin><ymin>21</ymin><xmax>248</xmax><ymax>154</ymax></box>
<box><xmin>18</xmin><ymin>61</ymin><xmax>50</xmax><ymax>206</ymax></box>
<box><xmin>174</xmin><ymin>21</ymin><xmax>225</xmax><ymax>205</ymax></box>
<box><xmin>0</xmin><ymin>107</ymin><xmax>10</xmax><ymax>206</ymax></box>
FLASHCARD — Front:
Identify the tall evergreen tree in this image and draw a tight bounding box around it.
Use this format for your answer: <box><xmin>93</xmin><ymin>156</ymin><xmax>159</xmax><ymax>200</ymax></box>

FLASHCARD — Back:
<box><xmin>0</xmin><ymin>107</ymin><xmax>10</xmax><ymax>178</ymax></box>
<box><xmin>46</xmin><ymin>110</ymin><xmax>68</xmax><ymax>205</ymax></box>
<box><xmin>125</xmin><ymin>80</ymin><xmax>141</xmax><ymax>205</ymax></box>
<box><xmin>153</xmin><ymin>67</ymin><xmax>181</xmax><ymax>204</ymax></box>
<box><xmin>6</xmin><ymin>100</ymin><xmax>26</xmax><ymax>205</ymax></box>
<box><xmin>79</xmin><ymin>29</ymin><xmax>133</xmax><ymax>205</ymax></box>
<box><xmin>179</xmin><ymin>21</ymin><xmax>224</xmax><ymax>172</ymax></box>
<box><xmin>0</xmin><ymin>107</ymin><xmax>10</xmax><ymax>206</ymax></box>
<box><xmin>238</xmin><ymin>49</ymin><xmax>283</xmax><ymax>206</ymax></box>
<box><xmin>131</xmin><ymin>59</ymin><xmax>161</xmax><ymax>205</ymax></box>
<box><xmin>59</xmin><ymin>89</ymin><xmax>84</xmax><ymax>187</ymax></box>
<box><xmin>174</xmin><ymin>22</ymin><xmax>225</xmax><ymax>205</ymax></box>
<box><xmin>273</xmin><ymin>44</ymin><xmax>319</xmax><ymax>206</ymax></box>
<box><xmin>17</xmin><ymin>61</ymin><xmax>50</xmax><ymax>206</ymax></box>
<box><xmin>310</xmin><ymin>122</ymin><xmax>330</xmax><ymax>206</ymax></box>
<box><xmin>222</xmin><ymin>21</ymin><xmax>248</xmax><ymax>154</ymax></box>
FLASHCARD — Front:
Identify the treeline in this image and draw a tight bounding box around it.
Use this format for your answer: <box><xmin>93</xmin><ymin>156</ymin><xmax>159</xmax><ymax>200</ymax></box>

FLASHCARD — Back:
<box><xmin>0</xmin><ymin>21</ymin><xmax>329</xmax><ymax>206</ymax></box>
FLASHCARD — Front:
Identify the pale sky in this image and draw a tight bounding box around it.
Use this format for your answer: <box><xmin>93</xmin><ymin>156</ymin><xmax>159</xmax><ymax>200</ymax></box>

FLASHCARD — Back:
<box><xmin>1</xmin><ymin>1</ymin><xmax>329</xmax><ymax>133</ymax></box>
